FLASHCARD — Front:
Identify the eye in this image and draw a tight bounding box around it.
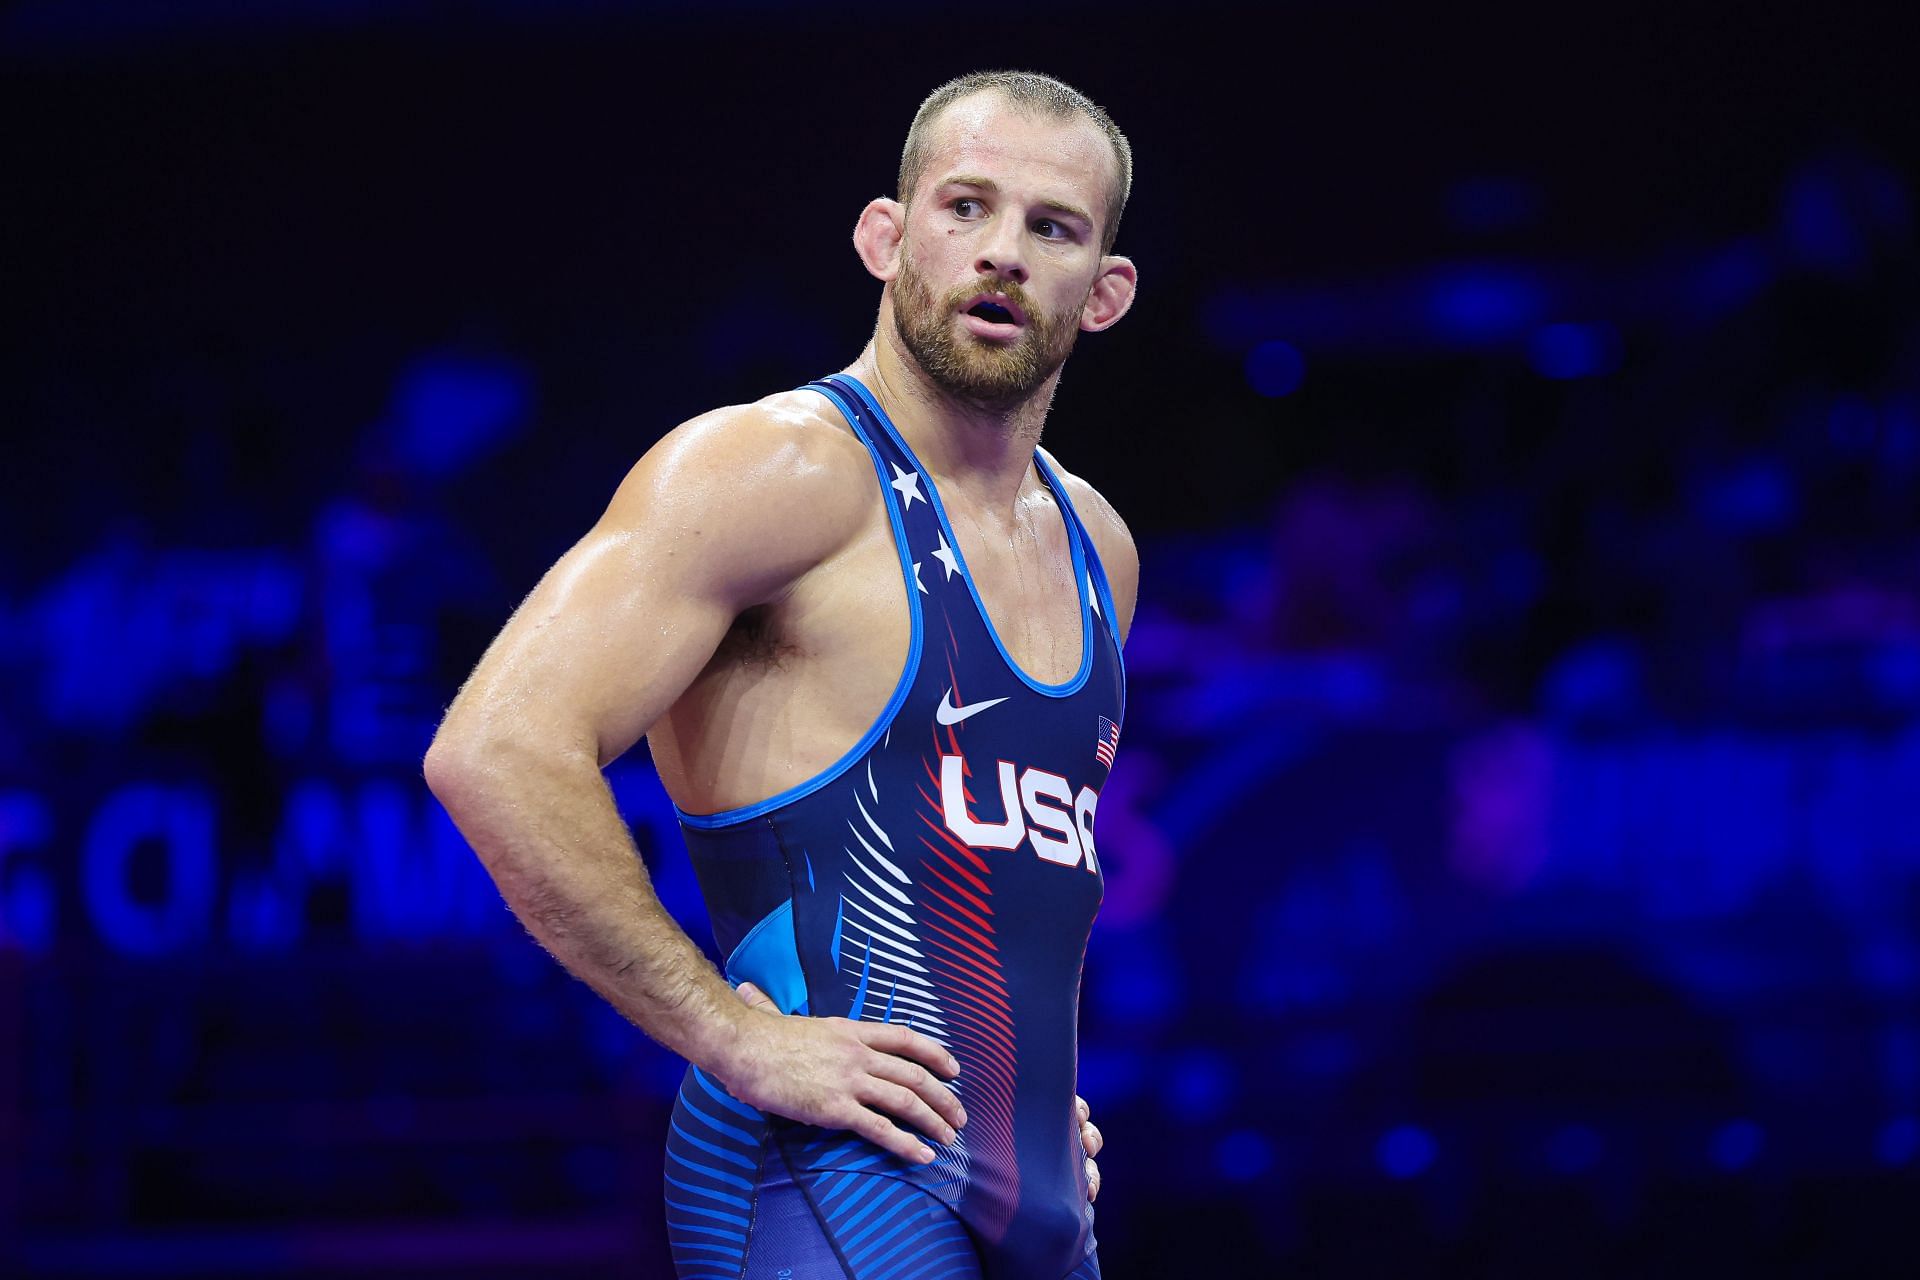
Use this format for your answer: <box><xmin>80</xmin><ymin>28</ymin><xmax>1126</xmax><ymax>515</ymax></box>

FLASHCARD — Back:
<box><xmin>1034</xmin><ymin>218</ymin><xmax>1065</xmax><ymax>240</ymax></box>
<box><xmin>953</xmin><ymin>197</ymin><xmax>984</xmax><ymax>219</ymax></box>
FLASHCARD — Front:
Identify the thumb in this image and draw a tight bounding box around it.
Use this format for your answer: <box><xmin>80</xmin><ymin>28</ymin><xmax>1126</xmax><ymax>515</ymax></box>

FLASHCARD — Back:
<box><xmin>734</xmin><ymin>981</ymin><xmax>779</xmax><ymax>1012</ymax></box>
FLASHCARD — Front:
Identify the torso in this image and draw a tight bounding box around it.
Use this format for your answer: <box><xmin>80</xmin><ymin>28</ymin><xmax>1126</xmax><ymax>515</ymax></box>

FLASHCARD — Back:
<box><xmin>648</xmin><ymin>386</ymin><xmax>1102</xmax><ymax>816</ymax></box>
<box><xmin>661</xmin><ymin>373</ymin><xmax>1124</xmax><ymax>1276</ymax></box>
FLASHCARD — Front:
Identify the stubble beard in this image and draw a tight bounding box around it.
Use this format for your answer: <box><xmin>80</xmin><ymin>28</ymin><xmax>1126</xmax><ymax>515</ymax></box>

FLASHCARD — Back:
<box><xmin>891</xmin><ymin>256</ymin><xmax>1083</xmax><ymax>413</ymax></box>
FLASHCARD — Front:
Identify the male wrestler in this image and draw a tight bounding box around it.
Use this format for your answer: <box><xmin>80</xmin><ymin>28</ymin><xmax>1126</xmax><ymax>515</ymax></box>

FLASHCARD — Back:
<box><xmin>425</xmin><ymin>69</ymin><xmax>1138</xmax><ymax>1279</ymax></box>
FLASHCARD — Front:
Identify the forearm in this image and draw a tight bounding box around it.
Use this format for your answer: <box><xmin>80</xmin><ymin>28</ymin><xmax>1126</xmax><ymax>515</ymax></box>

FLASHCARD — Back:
<box><xmin>425</xmin><ymin>736</ymin><xmax>744</xmax><ymax>1072</ymax></box>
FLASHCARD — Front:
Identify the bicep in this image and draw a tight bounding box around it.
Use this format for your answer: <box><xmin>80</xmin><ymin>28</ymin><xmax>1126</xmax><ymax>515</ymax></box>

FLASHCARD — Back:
<box><xmin>437</xmin><ymin>411</ymin><xmax>859</xmax><ymax>767</ymax></box>
<box><xmin>456</xmin><ymin>516</ymin><xmax>737</xmax><ymax>768</ymax></box>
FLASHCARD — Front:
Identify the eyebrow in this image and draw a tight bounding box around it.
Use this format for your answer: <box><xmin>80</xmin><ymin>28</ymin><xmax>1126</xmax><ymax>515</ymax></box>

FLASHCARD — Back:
<box><xmin>939</xmin><ymin>175</ymin><xmax>1094</xmax><ymax>229</ymax></box>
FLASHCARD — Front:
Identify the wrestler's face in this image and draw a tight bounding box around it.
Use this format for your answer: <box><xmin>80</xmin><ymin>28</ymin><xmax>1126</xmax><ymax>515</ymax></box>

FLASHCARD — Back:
<box><xmin>891</xmin><ymin>93</ymin><xmax>1120</xmax><ymax>409</ymax></box>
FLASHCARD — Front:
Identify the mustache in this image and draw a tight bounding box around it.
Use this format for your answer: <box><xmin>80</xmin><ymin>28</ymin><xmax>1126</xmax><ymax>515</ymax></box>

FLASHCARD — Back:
<box><xmin>942</xmin><ymin>278</ymin><xmax>1037</xmax><ymax>315</ymax></box>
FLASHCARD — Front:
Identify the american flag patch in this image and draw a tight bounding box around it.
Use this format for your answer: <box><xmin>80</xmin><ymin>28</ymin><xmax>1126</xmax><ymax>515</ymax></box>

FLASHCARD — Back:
<box><xmin>1095</xmin><ymin>716</ymin><xmax>1121</xmax><ymax>769</ymax></box>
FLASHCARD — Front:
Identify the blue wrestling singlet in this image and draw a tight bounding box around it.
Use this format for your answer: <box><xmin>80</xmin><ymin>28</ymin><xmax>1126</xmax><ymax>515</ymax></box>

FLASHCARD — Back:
<box><xmin>662</xmin><ymin>373</ymin><xmax>1125</xmax><ymax>1280</ymax></box>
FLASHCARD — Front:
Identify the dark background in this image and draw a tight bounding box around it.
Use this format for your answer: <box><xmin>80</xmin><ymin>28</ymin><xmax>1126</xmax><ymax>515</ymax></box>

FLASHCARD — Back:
<box><xmin>5</xmin><ymin>2</ymin><xmax>1918</xmax><ymax>1275</ymax></box>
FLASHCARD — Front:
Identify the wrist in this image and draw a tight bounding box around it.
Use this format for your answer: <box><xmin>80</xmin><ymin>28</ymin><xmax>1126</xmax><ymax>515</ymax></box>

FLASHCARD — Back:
<box><xmin>684</xmin><ymin>989</ymin><xmax>753</xmax><ymax>1080</ymax></box>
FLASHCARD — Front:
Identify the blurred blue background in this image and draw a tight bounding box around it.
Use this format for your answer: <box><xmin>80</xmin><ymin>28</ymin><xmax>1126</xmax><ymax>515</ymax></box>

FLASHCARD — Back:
<box><xmin>4</xmin><ymin>2</ymin><xmax>1917</xmax><ymax>1275</ymax></box>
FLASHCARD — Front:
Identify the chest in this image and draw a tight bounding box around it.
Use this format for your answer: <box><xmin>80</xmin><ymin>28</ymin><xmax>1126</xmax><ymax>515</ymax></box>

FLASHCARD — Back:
<box><xmin>790</xmin><ymin>488</ymin><xmax>1084</xmax><ymax>688</ymax></box>
<box><xmin>938</xmin><ymin>493</ymin><xmax>1086</xmax><ymax>683</ymax></box>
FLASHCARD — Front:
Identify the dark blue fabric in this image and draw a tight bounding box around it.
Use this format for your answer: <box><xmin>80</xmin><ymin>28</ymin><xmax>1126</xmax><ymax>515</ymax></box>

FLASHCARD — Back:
<box><xmin>667</xmin><ymin>374</ymin><xmax>1121</xmax><ymax>1280</ymax></box>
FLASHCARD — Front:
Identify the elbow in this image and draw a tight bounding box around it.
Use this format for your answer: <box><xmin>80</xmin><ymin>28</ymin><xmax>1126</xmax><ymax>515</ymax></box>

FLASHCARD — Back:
<box><xmin>423</xmin><ymin>724</ymin><xmax>592</xmax><ymax>807</ymax></box>
<box><xmin>422</xmin><ymin>734</ymin><xmax>472</xmax><ymax>806</ymax></box>
<box><xmin>422</xmin><ymin>732</ymin><xmax>523</xmax><ymax>850</ymax></box>
<box><xmin>423</xmin><ymin>724</ymin><xmax>498</xmax><ymax>808</ymax></box>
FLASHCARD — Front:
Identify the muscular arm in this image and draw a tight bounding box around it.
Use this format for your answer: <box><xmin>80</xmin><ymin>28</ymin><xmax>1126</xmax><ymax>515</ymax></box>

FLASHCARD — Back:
<box><xmin>424</xmin><ymin>404</ymin><xmax>851</xmax><ymax>1066</ymax></box>
<box><xmin>424</xmin><ymin>402</ymin><xmax>966</xmax><ymax>1159</ymax></box>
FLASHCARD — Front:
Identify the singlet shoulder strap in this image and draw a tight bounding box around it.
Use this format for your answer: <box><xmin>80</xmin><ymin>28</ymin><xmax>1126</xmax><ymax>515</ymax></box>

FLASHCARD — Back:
<box><xmin>1033</xmin><ymin>446</ymin><xmax>1125</xmax><ymax>644</ymax></box>
<box><xmin>808</xmin><ymin>375</ymin><xmax>911</xmax><ymax>473</ymax></box>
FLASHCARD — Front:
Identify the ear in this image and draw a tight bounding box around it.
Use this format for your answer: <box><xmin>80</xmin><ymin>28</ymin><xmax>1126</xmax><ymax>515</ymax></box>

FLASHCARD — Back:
<box><xmin>1080</xmin><ymin>256</ymin><xmax>1137</xmax><ymax>332</ymax></box>
<box><xmin>853</xmin><ymin>197</ymin><xmax>906</xmax><ymax>282</ymax></box>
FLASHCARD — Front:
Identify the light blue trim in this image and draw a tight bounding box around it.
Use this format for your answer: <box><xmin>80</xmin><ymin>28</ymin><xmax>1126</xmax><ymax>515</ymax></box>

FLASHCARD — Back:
<box><xmin>722</xmin><ymin>899</ymin><xmax>810</xmax><ymax>1015</ymax></box>
<box><xmin>1033</xmin><ymin>446</ymin><xmax>1129</xmax><ymax>723</ymax></box>
<box><xmin>674</xmin><ymin>381</ymin><xmax>925</xmax><ymax>830</ymax></box>
<box><xmin>849</xmin><ymin>934</ymin><xmax>873</xmax><ymax>1018</ymax></box>
<box><xmin>832</xmin><ymin>374</ymin><xmax>1094</xmax><ymax>699</ymax></box>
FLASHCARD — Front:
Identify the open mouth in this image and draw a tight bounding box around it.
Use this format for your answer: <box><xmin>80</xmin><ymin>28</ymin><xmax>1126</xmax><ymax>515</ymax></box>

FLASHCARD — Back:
<box><xmin>962</xmin><ymin>294</ymin><xmax>1027</xmax><ymax>327</ymax></box>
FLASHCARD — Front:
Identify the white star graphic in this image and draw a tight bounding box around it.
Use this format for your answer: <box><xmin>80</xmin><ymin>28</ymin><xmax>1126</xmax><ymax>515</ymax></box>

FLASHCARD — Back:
<box><xmin>1089</xmin><ymin>572</ymin><xmax>1102</xmax><ymax>616</ymax></box>
<box><xmin>932</xmin><ymin>530</ymin><xmax>960</xmax><ymax>581</ymax></box>
<box><xmin>890</xmin><ymin>463</ymin><xmax>924</xmax><ymax>509</ymax></box>
<box><xmin>912</xmin><ymin>560</ymin><xmax>928</xmax><ymax>594</ymax></box>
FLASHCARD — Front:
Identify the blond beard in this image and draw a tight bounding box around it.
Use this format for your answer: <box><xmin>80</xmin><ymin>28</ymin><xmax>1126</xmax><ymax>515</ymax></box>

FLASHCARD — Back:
<box><xmin>891</xmin><ymin>257</ymin><xmax>1081</xmax><ymax>410</ymax></box>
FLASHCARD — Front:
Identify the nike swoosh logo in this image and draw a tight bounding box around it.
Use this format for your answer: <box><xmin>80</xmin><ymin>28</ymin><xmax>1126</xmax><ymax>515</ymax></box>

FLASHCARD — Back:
<box><xmin>936</xmin><ymin>689</ymin><xmax>1009</xmax><ymax>726</ymax></box>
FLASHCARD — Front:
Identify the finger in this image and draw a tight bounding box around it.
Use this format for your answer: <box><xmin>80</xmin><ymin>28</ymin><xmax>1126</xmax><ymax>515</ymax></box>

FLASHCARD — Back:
<box><xmin>1086</xmin><ymin>1157</ymin><xmax>1101</xmax><ymax>1202</ymax></box>
<box><xmin>844</xmin><ymin>1102</ymin><xmax>937</xmax><ymax>1165</ymax></box>
<box><xmin>858</xmin><ymin>1022</ymin><xmax>960</xmax><ymax>1079</ymax></box>
<box><xmin>858</xmin><ymin>1077</ymin><xmax>958</xmax><ymax>1147</ymax></box>
<box><xmin>734</xmin><ymin>982</ymin><xmax>779</xmax><ymax>1012</ymax></box>
<box><xmin>869</xmin><ymin>1053</ymin><xmax>968</xmax><ymax>1131</ymax></box>
<box><xmin>1081</xmin><ymin>1119</ymin><xmax>1103</xmax><ymax>1158</ymax></box>
<box><xmin>1076</xmin><ymin>1094</ymin><xmax>1090</xmax><ymax>1124</ymax></box>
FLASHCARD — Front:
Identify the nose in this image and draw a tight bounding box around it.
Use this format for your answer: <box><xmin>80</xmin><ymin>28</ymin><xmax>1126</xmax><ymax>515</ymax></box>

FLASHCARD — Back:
<box><xmin>974</xmin><ymin>215</ymin><xmax>1029</xmax><ymax>285</ymax></box>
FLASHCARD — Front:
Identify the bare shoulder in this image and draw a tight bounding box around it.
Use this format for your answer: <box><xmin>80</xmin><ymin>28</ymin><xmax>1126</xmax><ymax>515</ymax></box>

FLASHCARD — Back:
<box><xmin>1038</xmin><ymin>447</ymin><xmax>1140</xmax><ymax>642</ymax></box>
<box><xmin>618</xmin><ymin>387</ymin><xmax>871</xmax><ymax>523</ymax></box>
<box><xmin>603</xmin><ymin>388</ymin><xmax>876</xmax><ymax>607</ymax></box>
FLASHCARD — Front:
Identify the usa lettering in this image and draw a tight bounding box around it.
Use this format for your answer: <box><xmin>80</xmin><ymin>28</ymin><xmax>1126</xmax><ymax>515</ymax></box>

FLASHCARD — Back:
<box><xmin>938</xmin><ymin>754</ymin><xmax>1099</xmax><ymax>873</ymax></box>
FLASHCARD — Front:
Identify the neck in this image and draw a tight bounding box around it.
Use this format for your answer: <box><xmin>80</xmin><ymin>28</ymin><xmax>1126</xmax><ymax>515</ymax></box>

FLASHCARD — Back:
<box><xmin>843</xmin><ymin>316</ymin><xmax>1061</xmax><ymax>516</ymax></box>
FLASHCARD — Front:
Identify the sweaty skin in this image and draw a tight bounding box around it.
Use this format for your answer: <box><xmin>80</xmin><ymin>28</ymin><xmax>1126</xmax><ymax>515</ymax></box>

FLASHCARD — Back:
<box><xmin>423</xmin><ymin>90</ymin><xmax>1137</xmax><ymax>1180</ymax></box>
